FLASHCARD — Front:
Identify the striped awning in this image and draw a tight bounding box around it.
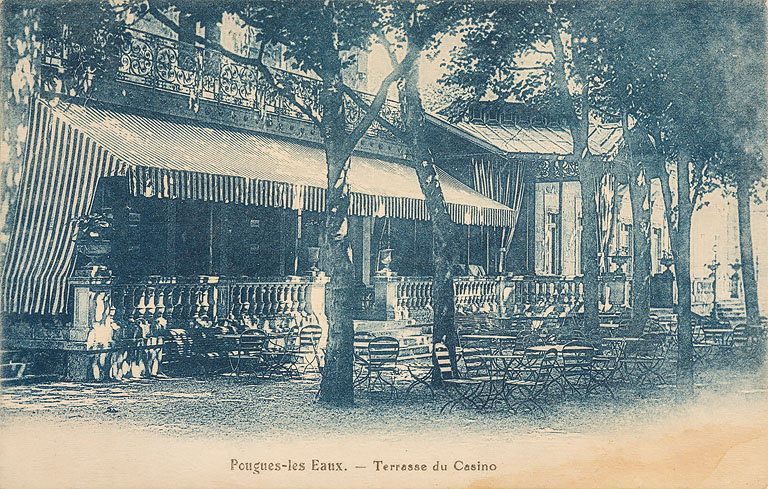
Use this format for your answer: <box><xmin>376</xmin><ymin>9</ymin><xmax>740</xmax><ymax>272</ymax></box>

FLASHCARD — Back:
<box><xmin>1</xmin><ymin>99</ymin><xmax>515</xmax><ymax>315</ymax></box>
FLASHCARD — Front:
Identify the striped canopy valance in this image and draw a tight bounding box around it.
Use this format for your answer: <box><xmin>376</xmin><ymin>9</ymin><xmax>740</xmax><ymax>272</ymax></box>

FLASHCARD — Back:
<box><xmin>2</xmin><ymin>99</ymin><xmax>516</xmax><ymax>315</ymax></box>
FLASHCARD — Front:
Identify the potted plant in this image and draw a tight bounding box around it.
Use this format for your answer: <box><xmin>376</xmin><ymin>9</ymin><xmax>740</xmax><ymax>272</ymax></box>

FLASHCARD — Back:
<box><xmin>71</xmin><ymin>212</ymin><xmax>113</xmax><ymax>267</ymax></box>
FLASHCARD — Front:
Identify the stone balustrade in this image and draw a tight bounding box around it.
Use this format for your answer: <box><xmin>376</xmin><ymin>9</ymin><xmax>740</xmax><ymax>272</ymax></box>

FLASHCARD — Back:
<box><xmin>372</xmin><ymin>274</ymin><xmax>631</xmax><ymax>321</ymax></box>
<box><xmin>373</xmin><ymin>275</ymin><xmax>503</xmax><ymax>321</ymax></box>
<box><xmin>65</xmin><ymin>273</ymin><xmax>328</xmax><ymax>380</ymax></box>
<box><xmin>453</xmin><ymin>276</ymin><xmax>501</xmax><ymax>315</ymax></box>
<box><xmin>501</xmin><ymin>275</ymin><xmax>584</xmax><ymax>311</ymax></box>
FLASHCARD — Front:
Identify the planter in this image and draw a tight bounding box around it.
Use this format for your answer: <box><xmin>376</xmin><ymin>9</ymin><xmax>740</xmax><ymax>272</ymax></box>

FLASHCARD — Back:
<box><xmin>77</xmin><ymin>240</ymin><xmax>111</xmax><ymax>267</ymax></box>
<box><xmin>377</xmin><ymin>248</ymin><xmax>394</xmax><ymax>275</ymax></box>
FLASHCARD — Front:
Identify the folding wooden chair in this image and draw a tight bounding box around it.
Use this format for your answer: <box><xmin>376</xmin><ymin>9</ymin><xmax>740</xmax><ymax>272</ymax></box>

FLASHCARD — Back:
<box><xmin>505</xmin><ymin>348</ymin><xmax>559</xmax><ymax>414</ymax></box>
<box><xmin>559</xmin><ymin>341</ymin><xmax>596</xmax><ymax>397</ymax></box>
<box><xmin>229</xmin><ymin>330</ymin><xmax>269</xmax><ymax>378</ymax></box>
<box><xmin>291</xmin><ymin>324</ymin><xmax>323</xmax><ymax>374</ymax></box>
<box><xmin>366</xmin><ymin>336</ymin><xmax>400</xmax><ymax>397</ymax></box>
<box><xmin>353</xmin><ymin>331</ymin><xmax>375</xmax><ymax>387</ymax></box>
<box><xmin>434</xmin><ymin>342</ymin><xmax>484</xmax><ymax>413</ymax></box>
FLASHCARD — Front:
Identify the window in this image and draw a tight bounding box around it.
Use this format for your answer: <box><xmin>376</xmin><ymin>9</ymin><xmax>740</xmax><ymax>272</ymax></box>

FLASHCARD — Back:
<box><xmin>545</xmin><ymin>212</ymin><xmax>561</xmax><ymax>275</ymax></box>
<box><xmin>652</xmin><ymin>227</ymin><xmax>662</xmax><ymax>273</ymax></box>
<box><xmin>575</xmin><ymin>202</ymin><xmax>583</xmax><ymax>274</ymax></box>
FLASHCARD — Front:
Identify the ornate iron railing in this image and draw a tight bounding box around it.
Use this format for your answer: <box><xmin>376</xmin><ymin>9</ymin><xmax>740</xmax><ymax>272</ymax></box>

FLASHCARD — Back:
<box><xmin>42</xmin><ymin>29</ymin><xmax>404</xmax><ymax>140</ymax></box>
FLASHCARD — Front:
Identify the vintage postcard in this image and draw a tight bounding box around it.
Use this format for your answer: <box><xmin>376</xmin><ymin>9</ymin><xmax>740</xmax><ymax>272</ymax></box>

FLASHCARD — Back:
<box><xmin>1</xmin><ymin>1</ymin><xmax>767</xmax><ymax>488</ymax></box>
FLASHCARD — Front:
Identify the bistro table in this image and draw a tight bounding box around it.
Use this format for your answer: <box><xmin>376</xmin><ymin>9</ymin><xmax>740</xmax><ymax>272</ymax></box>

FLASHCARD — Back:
<box><xmin>601</xmin><ymin>337</ymin><xmax>641</xmax><ymax>354</ymax></box>
<box><xmin>700</xmin><ymin>328</ymin><xmax>735</xmax><ymax>346</ymax></box>
<box><xmin>461</xmin><ymin>334</ymin><xmax>517</xmax><ymax>354</ymax></box>
<box><xmin>216</xmin><ymin>331</ymin><xmax>293</xmax><ymax>377</ymax></box>
<box><xmin>601</xmin><ymin>337</ymin><xmax>642</xmax><ymax>381</ymax></box>
<box><xmin>475</xmin><ymin>354</ymin><xmax>525</xmax><ymax>408</ymax></box>
<box><xmin>527</xmin><ymin>344</ymin><xmax>594</xmax><ymax>353</ymax></box>
<box><xmin>694</xmin><ymin>327</ymin><xmax>735</xmax><ymax>363</ymax></box>
<box><xmin>478</xmin><ymin>354</ymin><xmax>524</xmax><ymax>378</ymax></box>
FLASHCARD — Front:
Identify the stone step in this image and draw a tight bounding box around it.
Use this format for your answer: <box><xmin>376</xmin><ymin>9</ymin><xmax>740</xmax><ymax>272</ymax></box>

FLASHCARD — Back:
<box><xmin>0</xmin><ymin>374</ymin><xmax>59</xmax><ymax>386</ymax></box>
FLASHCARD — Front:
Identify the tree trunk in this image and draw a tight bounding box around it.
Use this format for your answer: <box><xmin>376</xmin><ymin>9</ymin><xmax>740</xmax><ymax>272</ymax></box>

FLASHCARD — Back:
<box><xmin>401</xmin><ymin>61</ymin><xmax>460</xmax><ymax>378</ymax></box>
<box><xmin>654</xmin><ymin>159</ymin><xmax>678</xmax><ymax>264</ymax></box>
<box><xmin>736</xmin><ymin>174</ymin><xmax>761</xmax><ymax>329</ymax></box>
<box><xmin>317</xmin><ymin>72</ymin><xmax>356</xmax><ymax>407</ymax></box>
<box><xmin>628</xmin><ymin>167</ymin><xmax>652</xmax><ymax>336</ymax></box>
<box><xmin>579</xmin><ymin>156</ymin><xmax>602</xmax><ymax>340</ymax></box>
<box><xmin>676</xmin><ymin>154</ymin><xmax>694</xmax><ymax>396</ymax></box>
<box><xmin>548</xmin><ymin>22</ymin><xmax>600</xmax><ymax>339</ymax></box>
<box><xmin>0</xmin><ymin>3</ymin><xmax>38</xmax><ymax>260</ymax></box>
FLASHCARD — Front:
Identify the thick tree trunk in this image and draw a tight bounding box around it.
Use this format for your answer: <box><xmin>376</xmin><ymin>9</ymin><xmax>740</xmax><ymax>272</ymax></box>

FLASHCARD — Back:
<box><xmin>629</xmin><ymin>168</ymin><xmax>652</xmax><ymax>336</ymax></box>
<box><xmin>548</xmin><ymin>22</ymin><xmax>600</xmax><ymax>338</ymax></box>
<box><xmin>655</xmin><ymin>161</ymin><xmax>677</xmax><ymax>264</ymax></box>
<box><xmin>0</xmin><ymin>3</ymin><xmax>38</xmax><ymax>260</ymax></box>
<box><xmin>401</xmin><ymin>62</ymin><xmax>460</xmax><ymax>378</ymax></box>
<box><xmin>676</xmin><ymin>154</ymin><xmax>694</xmax><ymax>396</ymax></box>
<box><xmin>736</xmin><ymin>175</ymin><xmax>761</xmax><ymax>329</ymax></box>
<box><xmin>317</xmin><ymin>73</ymin><xmax>356</xmax><ymax>407</ymax></box>
<box><xmin>579</xmin><ymin>156</ymin><xmax>602</xmax><ymax>340</ymax></box>
<box><xmin>651</xmin><ymin>153</ymin><xmax>680</xmax><ymax>316</ymax></box>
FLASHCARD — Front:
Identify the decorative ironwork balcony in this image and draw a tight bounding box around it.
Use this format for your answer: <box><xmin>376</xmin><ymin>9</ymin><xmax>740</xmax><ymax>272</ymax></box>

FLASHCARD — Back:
<box><xmin>42</xmin><ymin>28</ymin><xmax>404</xmax><ymax>141</ymax></box>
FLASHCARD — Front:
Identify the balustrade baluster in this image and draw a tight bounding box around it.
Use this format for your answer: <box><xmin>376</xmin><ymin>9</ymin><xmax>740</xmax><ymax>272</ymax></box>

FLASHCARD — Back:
<box><xmin>261</xmin><ymin>284</ymin><xmax>272</xmax><ymax>316</ymax></box>
<box><xmin>248</xmin><ymin>284</ymin><xmax>260</xmax><ymax>316</ymax></box>
<box><xmin>191</xmin><ymin>286</ymin><xmax>202</xmax><ymax>319</ymax></box>
<box><xmin>200</xmin><ymin>286</ymin><xmax>211</xmax><ymax>319</ymax></box>
<box><xmin>229</xmin><ymin>285</ymin><xmax>241</xmax><ymax>320</ymax></box>
<box><xmin>278</xmin><ymin>284</ymin><xmax>290</xmax><ymax>315</ymax></box>
<box><xmin>171</xmin><ymin>286</ymin><xmax>183</xmax><ymax>323</ymax></box>
<box><xmin>145</xmin><ymin>286</ymin><xmax>157</xmax><ymax>320</ymax></box>
<box><xmin>136</xmin><ymin>286</ymin><xmax>148</xmax><ymax>320</ymax></box>
<box><xmin>270</xmin><ymin>284</ymin><xmax>280</xmax><ymax>316</ymax></box>
<box><xmin>114</xmin><ymin>286</ymin><xmax>127</xmax><ymax>324</ymax></box>
<box><xmin>155</xmin><ymin>286</ymin><xmax>166</xmax><ymax>321</ymax></box>
<box><xmin>289</xmin><ymin>284</ymin><xmax>299</xmax><ymax>316</ymax></box>
<box><xmin>241</xmin><ymin>285</ymin><xmax>252</xmax><ymax>320</ymax></box>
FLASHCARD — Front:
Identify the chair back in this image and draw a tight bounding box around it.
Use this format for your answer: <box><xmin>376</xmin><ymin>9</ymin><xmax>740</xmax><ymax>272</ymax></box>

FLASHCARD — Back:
<box><xmin>367</xmin><ymin>336</ymin><xmax>399</xmax><ymax>368</ymax></box>
<box><xmin>433</xmin><ymin>342</ymin><xmax>455</xmax><ymax>380</ymax></box>
<box><xmin>529</xmin><ymin>348</ymin><xmax>559</xmax><ymax>384</ymax></box>
<box><xmin>166</xmin><ymin>328</ymin><xmax>193</xmax><ymax>358</ymax></box>
<box><xmin>628</xmin><ymin>333</ymin><xmax>664</xmax><ymax>359</ymax></box>
<box><xmin>732</xmin><ymin>325</ymin><xmax>748</xmax><ymax>347</ymax></box>
<box><xmin>561</xmin><ymin>341</ymin><xmax>595</xmax><ymax>370</ymax></box>
<box><xmin>298</xmin><ymin>324</ymin><xmax>322</xmax><ymax>350</ymax></box>
<box><xmin>459</xmin><ymin>337</ymin><xmax>490</xmax><ymax>376</ymax></box>
<box><xmin>354</xmin><ymin>332</ymin><xmax>375</xmax><ymax>362</ymax></box>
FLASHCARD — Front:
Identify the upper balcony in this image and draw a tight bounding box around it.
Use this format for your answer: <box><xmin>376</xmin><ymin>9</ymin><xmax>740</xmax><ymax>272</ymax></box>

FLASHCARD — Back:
<box><xmin>40</xmin><ymin>28</ymin><xmax>407</xmax><ymax>159</ymax></box>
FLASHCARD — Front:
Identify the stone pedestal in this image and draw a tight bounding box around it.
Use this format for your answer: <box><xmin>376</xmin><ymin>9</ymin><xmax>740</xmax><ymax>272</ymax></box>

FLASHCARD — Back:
<box><xmin>64</xmin><ymin>271</ymin><xmax>164</xmax><ymax>381</ymax></box>
<box><xmin>373</xmin><ymin>273</ymin><xmax>399</xmax><ymax>320</ymax></box>
<box><xmin>304</xmin><ymin>272</ymin><xmax>330</xmax><ymax>349</ymax></box>
<box><xmin>601</xmin><ymin>273</ymin><xmax>629</xmax><ymax>309</ymax></box>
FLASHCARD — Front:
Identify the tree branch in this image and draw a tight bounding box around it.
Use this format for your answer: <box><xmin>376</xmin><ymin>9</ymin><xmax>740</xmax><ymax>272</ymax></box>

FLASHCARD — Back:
<box><xmin>376</xmin><ymin>30</ymin><xmax>400</xmax><ymax>69</ymax></box>
<box><xmin>148</xmin><ymin>5</ymin><xmax>322</xmax><ymax>125</ymax></box>
<box><xmin>547</xmin><ymin>15</ymin><xmax>581</xmax><ymax>137</ymax></box>
<box><xmin>341</xmin><ymin>46</ymin><xmax>420</xmax><ymax>156</ymax></box>
<box><xmin>341</xmin><ymin>85</ymin><xmax>407</xmax><ymax>140</ymax></box>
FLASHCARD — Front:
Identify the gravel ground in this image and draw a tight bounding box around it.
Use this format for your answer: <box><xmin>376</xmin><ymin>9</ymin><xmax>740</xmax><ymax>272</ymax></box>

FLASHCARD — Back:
<box><xmin>1</xmin><ymin>368</ymin><xmax>767</xmax><ymax>489</ymax></box>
